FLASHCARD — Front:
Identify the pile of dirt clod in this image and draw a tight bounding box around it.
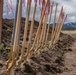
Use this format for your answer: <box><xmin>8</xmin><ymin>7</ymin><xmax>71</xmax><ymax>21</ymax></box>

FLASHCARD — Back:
<box><xmin>14</xmin><ymin>34</ymin><xmax>75</xmax><ymax>75</ymax></box>
<box><xmin>0</xmin><ymin>18</ymin><xmax>76</xmax><ymax>75</ymax></box>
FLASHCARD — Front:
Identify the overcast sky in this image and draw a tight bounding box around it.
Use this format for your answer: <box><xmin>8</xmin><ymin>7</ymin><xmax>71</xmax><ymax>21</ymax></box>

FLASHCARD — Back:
<box><xmin>3</xmin><ymin>0</ymin><xmax>76</xmax><ymax>23</ymax></box>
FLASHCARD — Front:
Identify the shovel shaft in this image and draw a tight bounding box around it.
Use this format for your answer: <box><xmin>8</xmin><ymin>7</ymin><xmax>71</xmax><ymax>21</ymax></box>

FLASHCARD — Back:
<box><xmin>0</xmin><ymin>0</ymin><xmax>3</xmax><ymax>44</ymax></box>
<box><xmin>46</xmin><ymin>2</ymin><xmax>54</xmax><ymax>41</ymax></box>
<box><xmin>32</xmin><ymin>1</ymin><xmax>49</xmax><ymax>48</ymax></box>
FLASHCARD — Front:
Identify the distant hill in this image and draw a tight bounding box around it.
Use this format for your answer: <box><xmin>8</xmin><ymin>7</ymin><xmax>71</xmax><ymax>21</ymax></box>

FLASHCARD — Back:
<box><xmin>50</xmin><ymin>22</ymin><xmax>76</xmax><ymax>30</ymax></box>
<box><xmin>62</xmin><ymin>22</ymin><xmax>76</xmax><ymax>30</ymax></box>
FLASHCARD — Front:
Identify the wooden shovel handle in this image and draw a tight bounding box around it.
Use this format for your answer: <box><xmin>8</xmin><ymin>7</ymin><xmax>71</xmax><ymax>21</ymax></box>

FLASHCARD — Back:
<box><xmin>7</xmin><ymin>0</ymin><xmax>22</xmax><ymax>71</ymax></box>
<box><xmin>55</xmin><ymin>6</ymin><xmax>63</xmax><ymax>36</ymax></box>
<box><xmin>58</xmin><ymin>15</ymin><xmax>67</xmax><ymax>34</ymax></box>
<box><xmin>27</xmin><ymin>4</ymin><xmax>37</xmax><ymax>55</ymax></box>
<box><xmin>29</xmin><ymin>4</ymin><xmax>37</xmax><ymax>43</ymax></box>
<box><xmin>51</xmin><ymin>3</ymin><xmax>58</xmax><ymax>40</ymax></box>
<box><xmin>55</xmin><ymin>14</ymin><xmax>67</xmax><ymax>43</ymax></box>
<box><xmin>42</xmin><ymin>15</ymin><xmax>48</xmax><ymax>43</ymax></box>
<box><xmin>54</xmin><ymin>6</ymin><xmax>65</xmax><ymax>41</ymax></box>
<box><xmin>32</xmin><ymin>1</ymin><xmax>49</xmax><ymax>47</ymax></box>
<box><xmin>13</xmin><ymin>0</ymin><xmax>22</xmax><ymax>52</ymax></box>
<box><xmin>20</xmin><ymin>1</ymin><xmax>32</xmax><ymax>60</ymax></box>
<box><xmin>0</xmin><ymin>0</ymin><xmax>3</xmax><ymax>44</ymax></box>
<box><xmin>22</xmin><ymin>3</ymin><xmax>31</xmax><ymax>46</ymax></box>
<box><xmin>39</xmin><ymin>18</ymin><xmax>45</xmax><ymax>43</ymax></box>
<box><xmin>46</xmin><ymin>2</ymin><xmax>54</xmax><ymax>41</ymax></box>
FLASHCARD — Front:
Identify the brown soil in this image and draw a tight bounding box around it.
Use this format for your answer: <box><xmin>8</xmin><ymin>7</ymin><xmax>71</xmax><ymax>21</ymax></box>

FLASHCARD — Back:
<box><xmin>0</xmin><ymin>18</ymin><xmax>76</xmax><ymax>75</ymax></box>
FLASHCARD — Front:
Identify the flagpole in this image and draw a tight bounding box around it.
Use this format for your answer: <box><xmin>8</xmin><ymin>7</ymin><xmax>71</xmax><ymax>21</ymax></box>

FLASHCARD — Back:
<box><xmin>7</xmin><ymin>0</ymin><xmax>22</xmax><ymax>71</ymax></box>
<box><xmin>0</xmin><ymin>0</ymin><xmax>3</xmax><ymax>44</ymax></box>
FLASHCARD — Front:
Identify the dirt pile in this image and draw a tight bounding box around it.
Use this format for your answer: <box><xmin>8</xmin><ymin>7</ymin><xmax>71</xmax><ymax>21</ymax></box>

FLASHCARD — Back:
<box><xmin>0</xmin><ymin>18</ymin><xmax>76</xmax><ymax>75</ymax></box>
<box><xmin>14</xmin><ymin>34</ymin><xmax>75</xmax><ymax>75</ymax></box>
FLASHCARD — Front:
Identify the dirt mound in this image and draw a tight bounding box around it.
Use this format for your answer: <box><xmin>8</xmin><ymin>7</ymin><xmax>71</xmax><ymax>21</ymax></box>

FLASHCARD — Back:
<box><xmin>14</xmin><ymin>33</ymin><xmax>75</xmax><ymax>75</ymax></box>
<box><xmin>0</xmin><ymin>18</ymin><xmax>76</xmax><ymax>75</ymax></box>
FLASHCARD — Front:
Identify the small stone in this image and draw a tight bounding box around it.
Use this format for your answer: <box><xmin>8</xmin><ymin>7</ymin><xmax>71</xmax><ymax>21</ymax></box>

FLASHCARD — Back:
<box><xmin>36</xmin><ymin>72</ymin><xmax>43</xmax><ymax>75</ymax></box>
<box><xmin>0</xmin><ymin>61</ymin><xmax>3</xmax><ymax>68</ymax></box>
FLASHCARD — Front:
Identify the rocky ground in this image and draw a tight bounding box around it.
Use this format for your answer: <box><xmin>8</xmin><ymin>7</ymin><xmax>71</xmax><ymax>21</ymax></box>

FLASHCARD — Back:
<box><xmin>0</xmin><ymin>18</ymin><xmax>76</xmax><ymax>75</ymax></box>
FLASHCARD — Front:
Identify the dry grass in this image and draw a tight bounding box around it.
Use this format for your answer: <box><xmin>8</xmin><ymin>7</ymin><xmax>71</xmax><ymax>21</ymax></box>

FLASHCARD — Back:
<box><xmin>61</xmin><ymin>30</ymin><xmax>76</xmax><ymax>35</ymax></box>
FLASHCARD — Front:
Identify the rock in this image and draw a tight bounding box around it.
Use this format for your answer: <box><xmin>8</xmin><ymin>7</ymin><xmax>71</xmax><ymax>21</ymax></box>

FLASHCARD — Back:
<box><xmin>0</xmin><ymin>61</ymin><xmax>3</xmax><ymax>68</ymax></box>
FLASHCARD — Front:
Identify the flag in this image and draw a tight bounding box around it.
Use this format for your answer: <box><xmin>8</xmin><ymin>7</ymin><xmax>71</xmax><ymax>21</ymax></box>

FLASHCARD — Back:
<box><xmin>24</xmin><ymin>0</ymin><xmax>26</xmax><ymax>6</ymax></box>
<box><xmin>60</xmin><ymin>6</ymin><xmax>65</xmax><ymax>20</ymax></box>
<box><xmin>39</xmin><ymin>0</ymin><xmax>42</xmax><ymax>5</ymax></box>
<box><xmin>48</xmin><ymin>1</ymin><xmax>50</xmax><ymax>14</ymax></box>
<box><xmin>9</xmin><ymin>0</ymin><xmax>14</xmax><ymax>14</ymax></box>
<box><xmin>22</xmin><ymin>0</ymin><xmax>24</xmax><ymax>3</ymax></box>
<box><xmin>34</xmin><ymin>0</ymin><xmax>37</xmax><ymax>5</ymax></box>
<box><xmin>42</xmin><ymin>0</ymin><xmax>45</xmax><ymax>11</ymax></box>
<box><xmin>28</xmin><ymin>0</ymin><xmax>32</xmax><ymax>5</ymax></box>
<box><xmin>6</xmin><ymin>0</ymin><xmax>9</xmax><ymax>18</ymax></box>
<box><xmin>22</xmin><ymin>0</ymin><xmax>26</xmax><ymax>7</ymax></box>
<box><xmin>65</xmin><ymin>14</ymin><xmax>67</xmax><ymax>22</ymax></box>
<box><xmin>45</xmin><ymin>0</ymin><xmax>50</xmax><ymax>15</ymax></box>
<box><xmin>60</xmin><ymin>9</ymin><xmax>65</xmax><ymax>21</ymax></box>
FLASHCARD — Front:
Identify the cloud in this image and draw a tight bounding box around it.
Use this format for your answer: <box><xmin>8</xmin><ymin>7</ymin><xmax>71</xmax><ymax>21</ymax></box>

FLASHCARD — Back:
<box><xmin>3</xmin><ymin>0</ymin><xmax>76</xmax><ymax>23</ymax></box>
<box><xmin>51</xmin><ymin>0</ymin><xmax>76</xmax><ymax>22</ymax></box>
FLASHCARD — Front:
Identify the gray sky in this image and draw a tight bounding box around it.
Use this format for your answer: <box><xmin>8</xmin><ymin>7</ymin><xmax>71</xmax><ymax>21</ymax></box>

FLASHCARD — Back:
<box><xmin>3</xmin><ymin>0</ymin><xmax>76</xmax><ymax>23</ymax></box>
